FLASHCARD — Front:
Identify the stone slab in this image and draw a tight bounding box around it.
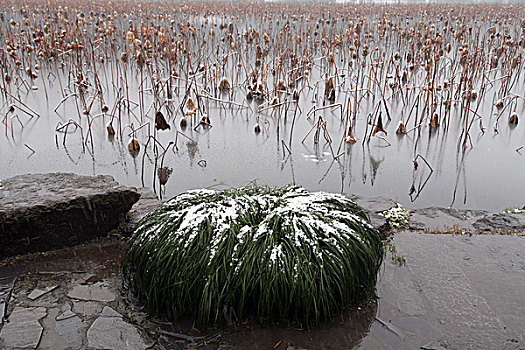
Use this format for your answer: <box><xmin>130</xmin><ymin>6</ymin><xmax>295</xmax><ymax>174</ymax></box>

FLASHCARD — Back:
<box><xmin>67</xmin><ymin>282</ymin><xmax>115</xmax><ymax>302</ymax></box>
<box><xmin>408</xmin><ymin>207</ymin><xmax>488</xmax><ymax>232</ymax></box>
<box><xmin>407</xmin><ymin>207</ymin><xmax>524</xmax><ymax>234</ymax></box>
<box><xmin>28</xmin><ymin>285</ymin><xmax>59</xmax><ymax>300</ymax></box>
<box><xmin>0</xmin><ymin>306</ymin><xmax>47</xmax><ymax>349</ymax></box>
<box><xmin>55</xmin><ymin>314</ymin><xmax>83</xmax><ymax>345</ymax></box>
<box><xmin>56</xmin><ymin>310</ymin><xmax>76</xmax><ymax>321</ymax></box>
<box><xmin>357</xmin><ymin>233</ymin><xmax>525</xmax><ymax>349</ymax></box>
<box><xmin>72</xmin><ymin>301</ymin><xmax>104</xmax><ymax>316</ymax></box>
<box><xmin>472</xmin><ymin>212</ymin><xmax>525</xmax><ymax>233</ymax></box>
<box><xmin>122</xmin><ymin>187</ymin><xmax>160</xmax><ymax>234</ymax></box>
<box><xmin>87</xmin><ymin>315</ymin><xmax>151</xmax><ymax>350</ymax></box>
<box><xmin>100</xmin><ymin>306</ymin><xmax>122</xmax><ymax>318</ymax></box>
<box><xmin>0</xmin><ymin>173</ymin><xmax>140</xmax><ymax>256</ymax></box>
<box><xmin>350</xmin><ymin>195</ymin><xmax>396</xmax><ymax>235</ymax></box>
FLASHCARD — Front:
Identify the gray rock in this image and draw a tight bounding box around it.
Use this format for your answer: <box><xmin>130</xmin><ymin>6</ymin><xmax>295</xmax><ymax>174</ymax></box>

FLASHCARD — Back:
<box><xmin>56</xmin><ymin>310</ymin><xmax>76</xmax><ymax>321</ymax></box>
<box><xmin>87</xmin><ymin>316</ymin><xmax>151</xmax><ymax>349</ymax></box>
<box><xmin>0</xmin><ymin>301</ymin><xmax>5</xmax><ymax>324</ymax></box>
<box><xmin>0</xmin><ymin>307</ymin><xmax>47</xmax><ymax>349</ymax></box>
<box><xmin>100</xmin><ymin>306</ymin><xmax>122</xmax><ymax>318</ymax></box>
<box><xmin>0</xmin><ymin>173</ymin><xmax>140</xmax><ymax>256</ymax></box>
<box><xmin>72</xmin><ymin>301</ymin><xmax>104</xmax><ymax>316</ymax></box>
<box><xmin>472</xmin><ymin>213</ymin><xmax>525</xmax><ymax>233</ymax></box>
<box><xmin>350</xmin><ymin>195</ymin><xmax>397</xmax><ymax>214</ymax></box>
<box><xmin>67</xmin><ymin>282</ymin><xmax>115</xmax><ymax>302</ymax></box>
<box><xmin>28</xmin><ymin>285</ymin><xmax>59</xmax><ymax>300</ymax></box>
<box><xmin>408</xmin><ymin>207</ymin><xmax>488</xmax><ymax>232</ymax></box>
<box><xmin>350</xmin><ymin>195</ymin><xmax>396</xmax><ymax>235</ymax></box>
<box><xmin>421</xmin><ymin>340</ymin><xmax>448</xmax><ymax>350</ymax></box>
<box><xmin>56</xmin><ymin>314</ymin><xmax>83</xmax><ymax>345</ymax></box>
<box><xmin>122</xmin><ymin>188</ymin><xmax>160</xmax><ymax>234</ymax></box>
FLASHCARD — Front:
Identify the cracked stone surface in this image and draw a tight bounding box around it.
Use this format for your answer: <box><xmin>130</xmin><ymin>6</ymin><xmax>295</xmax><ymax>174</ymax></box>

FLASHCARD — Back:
<box><xmin>100</xmin><ymin>306</ymin><xmax>122</xmax><ymax>318</ymax></box>
<box><xmin>67</xmin><ymin>281</ymin><xmax>115</xmax><ymax>302</ymax></box>
<box><xmin>72</xmin><ymin>301</ymin><xmax>104</xmax><ymax>316</ymax></box>
<box><xmin>38</xmin><ymin>307</ymin><xmax>82</xmax><ymax>350</ymax></box>
<box><xmin>28</xmin><ymin>285</ymin><xmax>59</xmax><ymax>301</ymax></box>
<box><xmin>55</xmin><ymin>314</ymin><xmax>83</xmax><ymax>345</ymax></box>
<box><xmin>0</xmin><ymin>307</ymin><xmax>47</xmax><ymax>349</ymax></box>
<box><xmin>87</xmin><ymin>315</ymin><xmax>151</xmax><ymax>350</ymax></box>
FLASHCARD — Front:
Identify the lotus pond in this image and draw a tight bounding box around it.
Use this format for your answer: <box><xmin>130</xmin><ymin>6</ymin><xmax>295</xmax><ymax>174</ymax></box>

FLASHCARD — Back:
<box><xmin>0</xmin><ymin>1</ymin><xmax>524</xmax><ymax>212</ymax></box>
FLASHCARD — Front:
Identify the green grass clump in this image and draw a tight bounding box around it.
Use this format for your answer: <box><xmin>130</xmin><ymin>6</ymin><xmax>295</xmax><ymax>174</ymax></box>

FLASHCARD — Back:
<box><xmin>123</xmin><ymin>185</ymin><xmax>383</xmax><ymax>326</ymax></box>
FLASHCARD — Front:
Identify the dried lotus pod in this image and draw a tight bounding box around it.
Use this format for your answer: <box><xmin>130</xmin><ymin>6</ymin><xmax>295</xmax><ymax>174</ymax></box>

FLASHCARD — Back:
<box><xmin>218</xmin><ymin>77</ymin><xmax>231</xmax><ymax>92</ymax></box>
<box><xmin>107</xmin><ymin>122</ymin><xmax>115</xmax><ymax>136</ymax></box>
<box><xmin>324</xmin><ymin>77</ymin><xmax>335</xmax><ymax>102</ymax></box>
<box><xmin>396</xmin><ymin>122</ymin><xmax>406</xmax><ymax>134</ymax></box>
<box><xmin>128</xmin><ymin>138</ymin><xmax>140</xmax><ymax>156</ymax></box>
<box><xmin>345</xmin><ymin>125</ymin><xmax>357</xmax><ymax>144</ymax></box>
<box><xmin>372</xmin><ymin>114</ymin><xmax>387</xmax><ymax>136</ymax></box>
<box><xmin>430</xmin><ymin>113</ymin><xmax>439</xmax><ymax>129</ymax></box>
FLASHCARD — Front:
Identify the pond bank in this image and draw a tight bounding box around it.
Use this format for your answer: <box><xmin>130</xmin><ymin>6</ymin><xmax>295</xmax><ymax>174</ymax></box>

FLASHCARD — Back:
<box><xmin>0</xmin><ymin>191</ymin><xmax>523</xmax><ymax>349</ymax></box>
<box><xmin>1</xmin><ymin>232</ymin><xmax>523</xmax><ymax>349</ymax></box>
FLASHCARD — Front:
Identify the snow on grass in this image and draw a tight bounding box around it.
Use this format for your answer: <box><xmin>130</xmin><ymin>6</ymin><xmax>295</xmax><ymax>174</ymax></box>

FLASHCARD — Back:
<box><xmin>123</xmin><ymin>185</ymin><xmax>384</xmax><ymax>326</ymax></box>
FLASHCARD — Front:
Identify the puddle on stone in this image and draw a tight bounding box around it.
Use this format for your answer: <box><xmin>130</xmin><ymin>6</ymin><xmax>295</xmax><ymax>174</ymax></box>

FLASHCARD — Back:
<box><xmin>150</xmin><ymin>303</ymin><xmax>377</xmax><ymax>350</ymax></box>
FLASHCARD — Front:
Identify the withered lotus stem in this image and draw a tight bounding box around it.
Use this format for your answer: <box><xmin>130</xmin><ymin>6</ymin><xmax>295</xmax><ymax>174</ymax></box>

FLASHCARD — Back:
<box><xmin>293</xmin><ymin>89</ymin><xmax>299</xmax><ymax>101</ymax></box>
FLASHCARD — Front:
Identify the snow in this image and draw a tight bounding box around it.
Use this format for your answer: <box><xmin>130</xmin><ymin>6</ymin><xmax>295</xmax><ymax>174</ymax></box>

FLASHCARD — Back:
<box><xmin>135</xmin><ymin>186</ymin><xmax>376</xmax><ymax>269</ymax></box>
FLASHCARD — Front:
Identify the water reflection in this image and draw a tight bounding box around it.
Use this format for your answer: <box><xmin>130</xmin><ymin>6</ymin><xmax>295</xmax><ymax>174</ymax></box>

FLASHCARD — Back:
<box><xmin>156</xmin><ymin>302</ymin><xmax>378</xmax><ymax>350</ymax></box>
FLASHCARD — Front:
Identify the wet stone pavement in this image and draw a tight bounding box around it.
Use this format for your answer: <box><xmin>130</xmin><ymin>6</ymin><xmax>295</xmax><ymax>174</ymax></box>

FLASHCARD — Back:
<box><xmin>358</xmin><ymin>233</ymin><xmax>525</xmax><ymax>350</ymax></box>
<box><xmin>0</xmin><ymin>240</ymin><xmax>154</xmax><ymax>350</ymax></box>
<box><xmin>1</xmin><ymin>232</ymin><xmax>523</xmax><ymax>350</ymax></box>
<box><xmin>0</xmin><ymin>193</ymin><xmax>523</xmax><ymax>349</ymax></box>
